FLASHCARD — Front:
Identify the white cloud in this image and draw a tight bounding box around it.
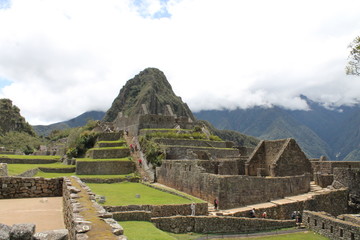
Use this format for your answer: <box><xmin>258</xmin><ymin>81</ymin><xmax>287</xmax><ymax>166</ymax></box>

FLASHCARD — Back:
<box><xmin>0</xmin><ymin>0</ymin><xmax>360</xmax><ymax>124</ymax></box>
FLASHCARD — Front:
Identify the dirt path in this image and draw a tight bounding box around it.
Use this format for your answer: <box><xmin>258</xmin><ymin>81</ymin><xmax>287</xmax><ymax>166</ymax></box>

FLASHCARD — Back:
<box><xmin>0</xmin><ymin>197</ymin><xmax>64</xmax><ymax>232</ymax></box>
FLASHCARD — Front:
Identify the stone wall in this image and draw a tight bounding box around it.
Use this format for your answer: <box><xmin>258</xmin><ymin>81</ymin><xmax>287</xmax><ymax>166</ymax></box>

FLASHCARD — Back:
<box><xmin>332</xmin><ymin>167</ymin><xmax>360</xmax><ymax>211</ymax></box>
<box><xmin>232</xmin><ymin>189</ymin><xmax>349</xmax><ymax>219</ymax></box>
<box><xmin>165</xmin><ymin>146</ymin><xmax>240</xmax><ymax>160</ymax></box>
<box><xmin>154</xmin><ymin>138</ymin><xmax>234</xmax><ymax>148</ymax></box>
<box><xmin>39</xmin><ymin>167</ymin><xmax>76</xmax><ymax>173</ymax></box>
<box><xmin>0</xmin><ymin>158</ymin><xmax>59</xmax><ymax>164</ymax></box>
<box><xmin>303</xmin><ymin>210</ymin><xmax>360</xmax><ymax>240</ymax></box>
<box><xmin>0</xmin><ymin>177</ymin><xmax>63</xmax><ymax>199</ymax></box>
<box><xmin>314</xmin><ymin>173</ymin><xmax>334</xmax><ymax>188</ymax></box>
<box><xmin>80</xmin><ymin>176</ymin><xmax>140</xmax><ymax>184</ymax></box>
<box><xmin>138</xmin><ymin>114</ymin><xmax>194</xmax><ymax>131</ymax></box>
<box><xmin>152</xmin><ymin>216</ymin><xmax>296</xmax><ymax>234</ymax></box>
<box><xmin>86</xmin><ymin>147</ymin><xmax>130</xmax><ymax>159</ymax></box>
<box><xmin>17</xmin><ymin>168</ymin><xmax>39</xmax><ymax>177</ymax></box>
<box><xmin>157</xmin><ymin>160</ymin><xmax>311</xmax><ymax>209</ymax></box>
<box><xmin>0</xmin><ymin>163</ymin><xmax>8</xmax><ymax>176</ymax></box>
<box><xmin>76</xmin><ymin>160</ymin><xmax>135</xmax><ymax>175</ymax></box>
<box><xmin>311</xmin><ymin>161</ymin><xmax>360</xmax><ymax>175</ymax></box>
<box><xmin>105</xmin><ymin>202</ymin><xmax>208</xmax><ymax>218</ymax></box>
<box><xmin>97</xmin><ymin>132</ymin><xmax>123</xmax><ymax>141</ymax></box>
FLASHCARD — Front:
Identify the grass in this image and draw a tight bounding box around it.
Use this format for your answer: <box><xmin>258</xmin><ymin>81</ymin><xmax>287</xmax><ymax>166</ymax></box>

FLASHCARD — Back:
<box><xmin>89</xmin><ymin>146</ymin><xmax>129</xmax><ymax>150</ymax></box>
<box><xmin>86</xmin><ymin>182</ymin><xmax>198</xmax><ymax>206</ymax></box>
<box><xmin>34</xmin><ymin>171</ymin><xmax>136</xmax><ymax>179</ymax></box>
<box><xmin>0</xmin><ymin>154</ymin><xmax>60</xmax><ymax>160</ymax></box>
<box><xmin>120</xmin><ymin>221</ymin><xmax>176</xmax><ymax>240</ymax></box>
<box><xmin>6</xmin><ymin>163</ymin><xmax>74</xmax><ymax>175</ymax></box>
<box><xmin>211</xmin><ymin>231</ymin><xmax>328</xmax><ymax>240</ymax></box>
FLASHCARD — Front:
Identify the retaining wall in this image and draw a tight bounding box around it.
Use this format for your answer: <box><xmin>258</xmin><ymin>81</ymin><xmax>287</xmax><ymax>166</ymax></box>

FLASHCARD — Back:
<box><xmin>0</xmin><ymin>176</ymin><xmax>63</xmax><ymax>199</ymax></box>
<box><xmin>154</xmin><ymin>138</ymin><xmax>234</xmax><ymax>148</ymax></box>
<box><xmin>232</xmin><ymin>188</ymin><xmax>349</xmax><ymax>219</ymax></box>
<box><xmin>105</xmin><ymin>202</ymin><xmax>208</xmax><ymax>218</ymax></box>
<box><xmin>152</xmin><ymin>216</ymin><xmax>296</xmax><ymax>234</ymax></box>
<box><xmin>0</xmin><ymin>163</ymin><xmax>8</xmax><ymax>176</ymax></box>
<box><xmin>303</xmin><ymin>210</ymin><xmax>360</xmax><ymax>240</ymax></box>
<box><xmin>0</xmin><ymin>158</ymin><xmax>59</xmax><ymax>164</ymax></box>
<box><xmin>86</xmin><ymin>148</ymin><xmax>130</xmax><ymax>159</ymax></box>
<box><xmin>165</xmin><ymin>146</ymin><xmax>240</xmax><ymax>160</ymax></box>
<box><xmin>76</xmin><ymin>160</ymin><xmax>135</xmax><ymax>175</ymax></box>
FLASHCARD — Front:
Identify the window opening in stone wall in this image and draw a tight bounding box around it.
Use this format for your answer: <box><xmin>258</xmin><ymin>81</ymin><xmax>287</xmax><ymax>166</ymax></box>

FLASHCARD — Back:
<box><xmin>351</xmin><ymin>232</ymin><xmax>355</xmax><ymax>240</ymax></box>
<box><xmin>322</xmin><ymin>222</ymin><xmax>325</xmax><ymax>229</ymax></box>
<box><xmin>189</xmin><ymin>165</ymin><xmax>191</xmax><ymax>171</ymax></box>
<box><xmin>330</xmin><ymin>226</ymin><xmax>333</xmax><ymax>233</ymax></box>
<box><xmin>314</xmin><ymin>219</ymin><xmax>317</xmax><ymax>226</ymax></box>
<box><xmin>307</xmin><ymin>217</ymin><xmax>310</xmax><ymax>223</ymax></box>
<box><xmin>340</xmin><ymin>229</ymin><xmax>343</xmax><ymax>237</ymax></box>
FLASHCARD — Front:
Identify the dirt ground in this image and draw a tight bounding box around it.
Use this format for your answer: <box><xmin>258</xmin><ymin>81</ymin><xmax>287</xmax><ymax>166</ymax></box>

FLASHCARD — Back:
<box><xmin>0</xmin><ymin>197</ymin><xmax>65</xmax><ymax>232</ymax></box>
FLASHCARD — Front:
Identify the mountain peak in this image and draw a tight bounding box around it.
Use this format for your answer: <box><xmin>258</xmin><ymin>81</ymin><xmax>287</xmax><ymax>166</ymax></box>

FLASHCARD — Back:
<box><xmin>103</xmin><ymin>68</ymin><xmax>194</xmax><ymax>122</ymax></box>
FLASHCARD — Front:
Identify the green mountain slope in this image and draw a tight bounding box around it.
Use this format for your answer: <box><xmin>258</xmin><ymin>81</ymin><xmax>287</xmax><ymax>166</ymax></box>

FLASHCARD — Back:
<box><xmin>0</xmin><ymin>98</ymin><xmax>34</xmax><ymax>136</ymax></box>
<box><xmin>103</xmin><ymin>68</ymin><xmax>194</xmax><ymax>122</ymax></box>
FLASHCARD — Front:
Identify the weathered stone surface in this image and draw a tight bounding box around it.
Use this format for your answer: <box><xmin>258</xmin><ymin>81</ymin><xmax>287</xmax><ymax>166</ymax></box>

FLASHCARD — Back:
<box><xmin>0</xmin><ymin>223</ymin><xmax>11</xmax><ymax>240</ymax></box>
<box><xmin>76</xmin><ymin>160</ymin><xmax>134</xmax><ymax>175</ymax></box>
<box><xmin>33</xmin><ymin>229</ymin><xmax>69</xmax><ymax>240</ymax></box>
<box><xmin>0</xmin><ymin>163</ymin><xmax>8</xmax><ymax>177</ymax></box>
<box><xmin>10</xmin><ymin>224</ymin><xmax>35</xmax><ymax>240</ymax></box>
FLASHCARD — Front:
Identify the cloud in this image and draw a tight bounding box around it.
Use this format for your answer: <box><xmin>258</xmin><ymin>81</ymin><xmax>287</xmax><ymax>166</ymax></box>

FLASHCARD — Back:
<box><xmin>0</xmin><ymin>0</ymin><xmax>360</xmax><ymax>124</ymax></box>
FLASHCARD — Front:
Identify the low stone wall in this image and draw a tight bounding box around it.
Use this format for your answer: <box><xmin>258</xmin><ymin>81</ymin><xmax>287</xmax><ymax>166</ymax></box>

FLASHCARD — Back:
<box><xmin>63</xmin><ymin>177</ymin><xmax>125</xmax><ymax>240</ymax></box>
<box><xmin>311</xmin><ymin>161</ymin><xmax>360</xmax><ymax>175</ymax></box>
<box><xmin>39</xmin><ymin>167</ymin><xmax>76</xmax><ymax>173</ymax></box>
<box><xmin>165</xmin><ymin>146</ymin><xmax>240</xmax><ymax>160</ymax></box>
<box><xmin>80</xmin><ymin>176</ymin><xmax>140</xmax><ymax>183</ymax></box>
<box><xmin>152</xmin><ymin>216</ymin><xmax>296</xmax><ymax>234</ymax></box>
<box><xmin>17</xmin><ymin>168</ymin><xmax>39</xmax><ymax>177</ymax></box>
<box><xmin>112</xmin><ymin>211</ymin><xmax>152</xmax><ymax>221</ymax></box>
<box><xmin>0</xmin><ymin>163</ymin><xmax>8</xmax><ymax>176</ymax></box>
<box><xmin>0</xmin><ymin>223</ymin><xmax>68</xmax><ymax>240</ymax></box>
<box><xmin>105</xmin><ymin>202</ymin><xmax>208</xmax><ymax>218</ymax></box>
<box><xmin>232</xmin><ymin>188</ymin><xmax>349</xmax><ymax>219</ymax></box>
<box><xmin>0</xmin><ymin>158</ymin><xmax>59</xmax><ymax>164</ymax></box>
<box><xmin>97</xmin><ymin>141</ymin><xmax>126</xmax><ymax>148</ymax></box>
<box><xmin>0</xmin><ymin>176</ymin><xmax>63</xmax><ymax>199</ymax></box>
<box><xmin>314</xmin><ymin>173</ymin><xmax>334</xmax><ymax>188</ymax></box>
<box><xmin>76</xmin><ymin>160</ymin><xmax>135</xmax><ymax>175</ymax></box>
<box><xmin>303</xmin><ymin>210</ymin><xmax>360</xmax><ymax>240</ymax></box>
<box><xmin>86</xmin><ymin>148</ymin><xmax>130</xmax><ymax>159</ymax></box>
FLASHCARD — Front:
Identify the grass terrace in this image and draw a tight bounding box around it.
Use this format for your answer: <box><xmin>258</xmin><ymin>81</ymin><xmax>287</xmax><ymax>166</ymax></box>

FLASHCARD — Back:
<box><xmin>35</xmin><ymin>171</ymin><xmax>136</xmax><ymax>179</ymax></box>
<box><xmin>86</xmin><ymin>182</ymin><xmax>204</xmax><ymax>206</ymax></box>
<box><xmin>6</xmin><ymin>163</ymin><xmax>73</xmax><ymax>176</ymax></box>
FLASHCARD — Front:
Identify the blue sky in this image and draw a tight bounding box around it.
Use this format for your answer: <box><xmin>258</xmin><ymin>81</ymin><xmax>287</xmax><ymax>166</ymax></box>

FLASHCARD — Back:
<box><xmin>0</xmin><ymin>0</ymin><xmax>359</xmax><ymax>125</ymax></box>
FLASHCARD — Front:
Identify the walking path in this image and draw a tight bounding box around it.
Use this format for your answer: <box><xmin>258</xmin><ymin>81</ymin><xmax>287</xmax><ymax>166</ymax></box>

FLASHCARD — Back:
<box><xmin>0</xmin><ymin>197</ymin><xmax>65</xmax><ymax>232</ymax></box>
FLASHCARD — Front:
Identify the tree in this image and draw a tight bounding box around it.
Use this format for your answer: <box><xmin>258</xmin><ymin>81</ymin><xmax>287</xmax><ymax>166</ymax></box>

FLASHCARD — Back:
<box><xmin>346</xmin><ymin>36</ymin><xmax>360</xmax><ymax>76</ymax></box>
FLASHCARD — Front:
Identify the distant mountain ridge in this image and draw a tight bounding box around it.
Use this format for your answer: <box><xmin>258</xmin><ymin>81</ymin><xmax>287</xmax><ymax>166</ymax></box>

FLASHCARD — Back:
<box><xmin>33</xmin><ymin>111</ymin><xmax>105</xmax><ymax>136</ymax></box>
<box><xmin>195</xmin><ymin>96</ymin><xmax>360</xmax><ymax>160</ymax></box>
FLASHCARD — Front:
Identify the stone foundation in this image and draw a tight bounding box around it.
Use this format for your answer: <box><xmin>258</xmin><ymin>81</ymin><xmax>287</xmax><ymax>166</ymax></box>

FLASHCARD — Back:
<box><xmin>0</xmin><ymin>177</ymin><xmax>63</xmax><ymax>199</ymax></box>
<box><xmin>76</xmin><ymin>160</ymin><xmax>135</xmax><ymax>175</ymax></box>
<box><xmin>0</xmin><ymin>163</ymin><xmax>8</xmax><ymax>176</ymax></box>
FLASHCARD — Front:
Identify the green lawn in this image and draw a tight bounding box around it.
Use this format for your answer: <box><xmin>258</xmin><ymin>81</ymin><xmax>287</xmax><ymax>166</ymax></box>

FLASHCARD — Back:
<box><xmin>120</xmin><ymin>221</ymin><xmax>176</xmax><ymax>240</ymax></box>
<box><xmin>34</xmin><ymin>171</ymin><xmax>136</xmax><ymax>179</ymax></box>
<box><xmin>0</xmin><ymin>154</ymin><xmax>60</xmax><ymax>160</ymax></box>
<box><xmin>76</xmin><ymin>157</ymin><xmax>132</xmax><ymax>162</ymax></box>
<box><xmin>87</xmin><ymin>182</ymin><xmax>200</xmax><ymax>205</ymax></box>
<box><xmin>6</xmin><ymin>163</ymin><xmax>74</xmax><ymax>175</ymax></box>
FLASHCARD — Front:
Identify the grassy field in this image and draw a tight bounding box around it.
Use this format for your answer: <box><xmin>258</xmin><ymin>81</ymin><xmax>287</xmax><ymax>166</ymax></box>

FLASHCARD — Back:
<box><xmin>120</xmin><ymin>221</ymin><xmax>176</xmax><ymax>240</ymax></box>
<box><xmin>87</xmin><ymin>182</ymin><xmax>203</xmax><ymax>205</ymax></box>
<box><xmin>34</xmin><ymin>171</ymin><xmax>136</xmax><ymax>179</ymax></box>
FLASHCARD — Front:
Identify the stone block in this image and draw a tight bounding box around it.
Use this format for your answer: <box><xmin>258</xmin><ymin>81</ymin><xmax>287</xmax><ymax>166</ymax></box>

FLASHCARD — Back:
<box><xmin>0</xmin><ymin>223</ymin><xmax>11</xmax><ymax>240</ymax></box>
<box><xmin>33</xmin><ymin>229</ymin><xmax>69</xmax><ymax>240</ymax></box>
<box><xmin>10</xmin><ymin>224</ymin><xmax>35</xmax><ymax>240</ymax></box>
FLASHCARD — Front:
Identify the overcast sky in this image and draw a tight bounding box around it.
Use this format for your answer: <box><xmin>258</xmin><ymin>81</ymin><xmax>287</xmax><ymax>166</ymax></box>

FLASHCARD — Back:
<box><xmin>0</xmin><ymin>0</ymin><xmax>360</xmax><ymax>125</ymax></box>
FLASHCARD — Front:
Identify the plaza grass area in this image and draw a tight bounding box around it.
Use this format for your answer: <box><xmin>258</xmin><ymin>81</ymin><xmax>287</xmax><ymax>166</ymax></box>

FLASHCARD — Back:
<box><xmin>87</xmin><ymin>182</ymin><xmax>203</xmax><ymax>206</ymax></box>
<box><xmin>34</xmin><ymin>171</ymin><xmax>135</xmax><ymax>179</ymax></box>
<box><xmin>213</xmin><ymin>231</ymin><xmax>329</xmax><ymax>240</ymax></box>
